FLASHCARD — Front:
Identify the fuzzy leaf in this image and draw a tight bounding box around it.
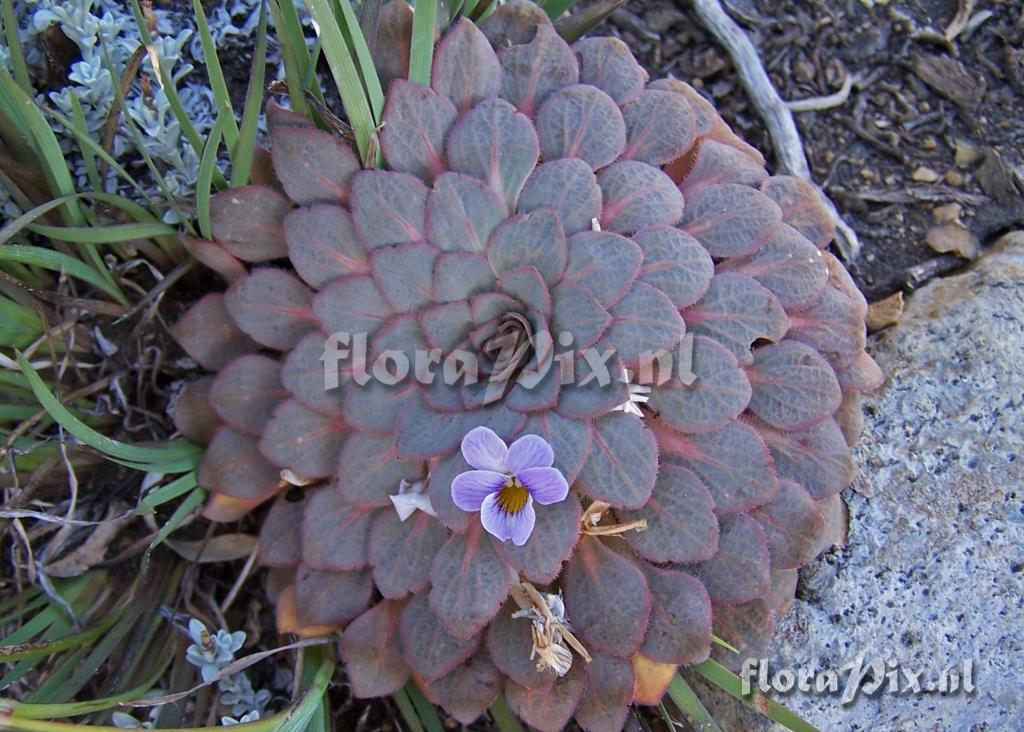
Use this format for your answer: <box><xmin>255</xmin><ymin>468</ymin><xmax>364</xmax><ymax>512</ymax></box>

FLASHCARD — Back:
<box><xmin>555</xmin><ymin>353</ymin><xmax>628</xmax><ymax>420</ymax></box>
<box><xmin>487</xmin><ymin>602</ymin><xmax>555</xmax><ymax>690</ymax></box>
<box><xmin>619</xmin><ymin>463</ymin><xmax>718</xmax><ymax>563</ymax></box>
<box><xmin>400</xmin><ymin>591</ymin><xmax>480</xmax><ymax>682</ymax></box>
<box><xmin>695</xmin><ymin>514</ymin><xmax>771</xmax><ymax>605</ymax></box>
<box><xmin>351</xmin><ymin>170</ymin><xmax>428</xmax><ymax>248</ymax></box>
<box><xmin>284</xmin><ymin>205</ymin><xmax>369</xmax><ymax>289</ymax></box>
<box><xmin>342</xmin><ymin>379</ymin><xmax>418</xmax><ymax>436</ymax></box>
<box><xmin>426</xmin><ymin>173</ymin><xmax>507</xmax><ymax>254</ymax></box>
<box><xmin>487</xmin><ymin>208</ymin><xmax>567</xmax><ymax>286</ymax></box>
<box><xmin>683</xmin><ymin>272</ymin><xmax>789</xmax><ymax>365</ymax></box>
<box><xmin>565</xmin><ymin>536</ymin><xmax>651</xmax><ymax>656</ymax></box>
<box><xmin>427</xmin><ymin>451</ymin><xmax>473</xmax><ymax>533</ymax></box>
<box><xmin>210</xmin><ymin>355</ymin><xmax>285</xmax><ymax>435</ymax></box>
<box><xmin>573</xmin><ymin>37</ymin><xmax>647</xmax><ymax>104</ymax></box>
<box><xmin>497</xmin><ymin>266</ymin><xmax>551</xmax><ymax>318</ymax></box>
<box><xmin>755</xmin><ymin>417</ymin><xmax>854</xmax><ymax>500</ymax></box>
<box><xmin>172</xmin><ymin>293</ymin><xmax>258</xmax><ymax>371</ymax></box>
<box><xmin>210</xmin><ymin>185</ymin><xmax>290</xmax><ymax>261</ymax></box>
<box><xmin>712</xmin><ymin>599</ymin><xmax>774</xmax><ymax>671</ymax></box>
<box><xmin>395</xmin><ymin>397</ymin><xmax>468</xmax><ymax>458</ymax></box>
<box><xmin>295</xmin><ymin>565</ymin><xmax>373</xmax><ymax>626</ymax></box>
<box><xmin>603</xmin><ymin>281</ymin><xmax>686</xmax><ymax>365</ymax></box>
<box><xmin>522</xmin><ymin>412</ymin><xmax>592</xmax><ymax>484</ymax></box>
<box><xmin>761</xmin><ymin>175</ymin><xmax>835</xmax><ymax>248</ymax></box>
<box><xmin>718</xmin><ymin>223</ymin><xmax>828</xmax><ymax>309</ymax></box>
<box><xmin>836</xmin><ymin>390</ymin><xmax>864</xmax><ymax>446</ymax></box>
<box><xmin>171</xmin><ymin>377</ymin><xmax>219</xmax><ymax>445</ymax></box>
<box><xmin>480</xmin><ymin>0</ymin><xmax>549</xmax><ymax>47</ymax></box>
<box><xmin>258</xmin><ymin>495</ymin><xmax>306</xmax><ymax>568</ymax></box>
<box><xmin>420</xmin><ymin>301</ymin><xmax>473</xmax><ymax>352</ymax></box>
<box><xmin>598</xmin><ymin>161</ymin><xmax>684</xmax><ymax>235</ymax></box>
<box><xmin>746</xmin><ymin>340</ymin><xmax>842</xmax><ymax>431</ymax></box>
<box><xmin>493</xmin><ymin>491</ymin><xmax>581</xmax><ymax>583</ymax></box>
<box><xmin>657</xmin><ymin>418</ymin><xmax>779</xmax><ymax>515</ymax></box>
<box><xmin>433</xmin><ymin>252</ymin><xmax>494</xmax><ymax>301</ymax></box>
<box><xmin>446</xmin><ymin>98</ymin><xmax>539</xmax><ymax>211</ymax></box>
<box><xmin>199</xmin><ymin>426</ymin><xmax>281</xmax><ymax>502</ymax></box>
<box><xmin>675</xmin><ymin>138</ymin><xmax>768</xmax><ymax>193</ymax></box>
<box><xmin>430</xmin><ymin>650</ymin><xmax>502</xmax><ymax>724</ymax></box>
<box><xmin>370</xmin><ymin>242</ymin><xmax>438</xmax><ymax>313</ymax></box>
<box><xmin>505</xmin><ymin>663</ymin><xmax>585</xmax><ymax>732</ymax></box>
<box><xmin>551</xmin><ymin>283</ymin><xmax>611</xmax><ymax>350</ymax></box>
<box><xmin>301</xmin><ymin>487</ymin><xmax>375</xmax><ymax>570</ymax></box>
<box><xmin>834</xmin><ymin>351</ymin><xmax>884</xmax><ymax>391</ymax></box>
<box><xmin>518</xmin><ymin>158</ymin><xmax>601</xmax><ymax>235</ymax></box>
<box><xmin>680</xmin><ymin>183</ymin><xmax>782</xmax><ymax>257</ymax></box>
<box><xmin>271</xmin><ymin>127</ymin><xmax>360</xmax><ymax>206</ymax></box>
<box><xmin>648</xmin><ymin>335</ymin><xmax>751</xmax><ymax>434</ymax></box>
<box><xmin>752</xmin><ymin>479</ymin><xmax>825</xmax><ymax>569</ymax></box>
<box><xmin>621</xmin><ymin>89</ymin><xmax>695</xmax><ymax>166</ymax></box>
<box><xmin>563</xmin><ymin>231</ymin><xmax>642</xmax><ymax>308</ymax></box>
<box><xmin>259</xmin><ymin>399</ymin><xmax>347</xmax><ymax>479</ymax></box>
<box><xmin>500</xmin><ymin>22</ymin><xmax>578</xmax><ymax>114</ymax></box>
<box><xmin>380</xmin><ymin>80</ymin><xmax>457</xmax><ymax>182</ymax></box>
<box><xmin>313</xmin><ymin>274</ymin><xmax>393</xmax><ymax>339</ymax></box>
<box><xmin>340</xmin><ymin>600</ymin><xmax>410</xmax><ymax>698</ymax></box>
<box><xmin>179</xmin><ymin>235</ymin><xmax>246</xmax><ymax>283</ymax></box>
<box><xmin>432</xmin><ymin>19</ymin><xmax>501</xmax><ymax>111</ymax></box>
<box><xmin>281</xmin><ymin>332</ymin><xmax>344</xmax><ymax>416</ymax></box>
<box><xmin>372</xmin><ymin>0</ymin><xmax>413</xmax><ymax>88</ymax></box>
<box><xmin>632</xmin><ymin>225</ymin><xmax>713</xmax><ymax>308</ymax></box>
<box><xmin>639</xmin><ymin>566</ymin><xmax>712</xmax><ymax>665</ymax></box>
<box><xmin>787</xmin><ymin>285</ymin><xmax>867</xmax><ymax>369</ymax></box>
<box><xmin>369</xmin><ymin>510</ymin><xmax>446</xmax><ymax>598</ymax></box>
<box><xmin>504</xmin><ymin>353</ymin><xmax>562</xmax><ymax>413</ymax></box>
<box><xmin>224</xmin><ymin>269</ymin><xmax>316</xmax><ymax>350</ymax></box>
<box><xmin>574</xmin><ymin>655</ymin><xmax>634</xmax><ymax>732</ymax></box>
<box><xmin>536</xmin><ymin>84</ymin><xmax>625</xmax><ymax>170</ymax></box>
<box><xmin>336</xmin><ymin>431</ymin><xmax>423</xmax><ymax>506</ymax></box>
<box><xmin>578</xmin><ymin>412</ymin><xmax>657</xmax><ymax>508</ymax></box>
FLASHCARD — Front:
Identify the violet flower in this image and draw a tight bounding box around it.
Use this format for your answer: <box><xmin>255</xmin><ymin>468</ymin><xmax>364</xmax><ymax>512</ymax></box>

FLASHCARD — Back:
<box><xmin>451</xmin><ymin>427</ymin><xmax>569</xmax><ymax>545</ymax></box>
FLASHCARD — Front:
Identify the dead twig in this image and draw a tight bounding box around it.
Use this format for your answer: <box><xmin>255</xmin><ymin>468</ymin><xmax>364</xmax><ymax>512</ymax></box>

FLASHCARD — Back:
<box><xmin>787</xmin><ymin>72</ymin><xmax>857</xmax><ymax>113</ymax></box>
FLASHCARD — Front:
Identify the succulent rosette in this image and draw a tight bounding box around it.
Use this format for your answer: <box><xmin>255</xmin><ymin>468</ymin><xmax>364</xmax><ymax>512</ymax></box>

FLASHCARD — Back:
<box><xmin>170</xmin><ymin>2</ymin><xmax>881</xmax><ymax>728</ymax></box>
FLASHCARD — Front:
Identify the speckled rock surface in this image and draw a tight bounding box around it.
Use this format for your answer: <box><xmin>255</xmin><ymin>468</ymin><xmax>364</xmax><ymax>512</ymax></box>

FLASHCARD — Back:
<box><xmin>695</xmin><ymin>236</ymin><xmax>1024</xmax><ymax>730</ymax></box>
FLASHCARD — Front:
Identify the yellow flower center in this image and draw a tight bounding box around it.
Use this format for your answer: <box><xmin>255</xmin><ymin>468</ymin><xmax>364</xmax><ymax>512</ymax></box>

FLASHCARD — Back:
<box><xmin>496</xmin><ymin>477</ymin><xmax>529</xmax><ymax>514</ymax></box>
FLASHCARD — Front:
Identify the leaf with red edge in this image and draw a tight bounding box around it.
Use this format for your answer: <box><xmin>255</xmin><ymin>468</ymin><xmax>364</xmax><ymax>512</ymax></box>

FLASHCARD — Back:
<box><xmin>621</xmin><ymin>89</ymin><xmax>695</xmax><ymax>166</ymax></box>
<box><xmin>564</xmin><ymin>536</ymin><xmax>651</xmax><ymax>656</ymax></box>
<box><xmin>428</xmin><ymin>451</ymin><xmax>473</xmax><ymax>533</ymax></box>
<box><xmin>224</xmin><ymin>269</ymin><xmax>315</xmax><ymax>350</ymax></box>
<box><xmin>372</xmin><ymin>0</ymin><xmax>413</xmax><ymax>89</ymax></box>
<box><xmin>718</xmin><ymin>223</ymin><xmax>828</xmax><ymax>309</ymax></box>
<box><xmin>619</xmin><ymin>463</ymin><xmax>718</xmax><ymax>563</ymax></box>
<box><xmin>369</xmin><ymin>510</ymin><xmax>447</xmax><ymax>598</ymax></box>
<box><xmin>694</xmin><ymin>514</ymin><xmax>771</xmax><ymax>605</ymax></box>
<box><xmin>340</xmin><ymin>600</ymin><xmax>410</xmax><ymax>698</ymax></box>
<box><xmin>301</xmin><ymin>487</ymin><xmax>376</xmax><ymax>570</ymax></box>
<box><xmin>598</xmin><ymin>161</ymin><xmax>684</xmax><ymax>235</ymax></box>
<box><xmin>258</xmin><ymin>494</ymin><xmax>305</xmax><ymax>568</ymax></box>
<box><xmin>430</xmin><ymin>524</ymin><xmax>515</xmax><ymax>640</ymax></box>
<box><xmin>787</xmin><ymin>284</ymin><xmax>867</xmax><ymax>369</ymax></box>
<box><xmin>518</xmin><ymin>159</ymin><xmax>601</xmax><ymax>236</ymax></box>
<box><xmin>746</xmin><ymin>340</ymin><xmax>842</xmax><ymax>431</ymax></box>
<box><xmin>480</xmin><ymin>0</ymin><xmax>548</xmax><ymax>47</ymax></box>
<box><xmin>400</xmin><ymin>591</ymin><xmax>480</xmax><ymax>682</ymax></box>
<box><xmin>430</xmin><ymin>650</ymin><xmax>502</xmax><ymax>724</ymax></box>
<box><xmin>267</xmin><ymin>99</ymin><xmax>315</xmax><ymax>130</ymax></box>
<box><xmin>505</xmin><ymin>664</ymin><xmax>585</xmax><ymax>732</ymax></box>
<box><xmin>172</xmin><ymin>377</ymin><xmax>219</xmax><ymax>445</ymax></box>
<box><xmin>336</xmin><ymin>431</ymin><xmax>422</xmax><ymax>505</ymax></box>
<box><xmin>395</xmin><ymin>397</ymin><xmax>466</xmax><ymax>458</ymax></box>
<box><xmin>493</xmin><ymin>491</ymin><xmax>581</xmax><ymax>583</ymax></box>
<box><xmin>313</xmin><ymin>274</ymin><xmax>392</xmax><ymax>339</ymax></box>
<box><xmin>172</xmin><ymin>293</ymin><xmax>258</xmax><ymax>371</ymax></box>
<box><xmin>573</xmin><ymin>37</ymin><xmax>647</xmax><ymax>104</ymax></box>
<box><xmin>574</xmin><ymin>655</ymin><xmax>634</xmax><ymax>732</ymax></box>
<box><xmin>504</xmin><ymin>354</ymin><xmax>561</xmax><ymax>413</ymax></box>
<box><xmin>210</xmin><ymin>185</ymin><xmax>290</xmax><ymax>261</ymax></box>
<box><xmin>419</xmin><ymin>301</ymin><xmax>473</xmax><ymax>353</ymax></box>
<box><xmin>446</xmin><ymin>98</ymin><xmax>539</xmax><ymax>211</ymax></box>
<box><xmin>535</xmin><ymin>84</ymin><xmax>625</xmax><ymax>170</ymax></box>
<box><xmin>179</xmin><ymin>235</ymin><xmax>246</xmax><ymax>283</ymax></box>
<box><xmin>656</xmin><ymin>418</ymin><xmax>779</xmax><ymax>515</ymax></box>
<box><xmin>761</xmin><ymin>175</ymin><xmax>835</xmax><ymax>248</ymax></box>
<box><xmin>294</xmin><ymin>565</ymin><xmax>373</xmax><ymax>626</ymax></box>
<box><xmin>836</xmin><ymin>390</ymin><xmax>864</xmax><ymax>446</ymax></box>
<box><xmin>497</xmin><ymin>266</ymin><xmax>551</xmax><ymax>317</ymax></box>
<box><xmin>433</xmin><ymin>252</ymin><xmax>494</xmax><ymax>302</ymax></box>
<box><xmin>500</xmin><ymin>22</ymin><xmax>578</xmax><ymax>114</ymax></box>
<box><xmin>521</xmin><ymin>412</ymin><xmax>592</xmax><ymax>484</ymax></box>
<box><xmin>754</xmin><ymin>417</ymin><xmax>854</xmax><ymax>500</ymax></box>
<box><xmin>683</xmin><ymin>272</ymin><xmax>789</xmax><ymax>365</ymax></box>
<box><xmin>632</xmin><ymin>225</ymin><xmax>713</xmax><ymax>308</ymax></box>
<box><xmin>555</xmin><ymin>352</ymin><xmax>628</xmax><ymax>420</ymax></box>
<box><xmin>712</xmin><ymin>598</ymin><xmax>774</xmax><ymax>672</ymax></box>
<box><xmin>271</xmin><ymin>126</ymin><xmax>360</xmax><ymax>206</ymax></box>
<box><xmin>680</xmin><ymin>183</ymin><xmax>782</xmax><ymax>258</ymax></box>
<box><xmin>767</xmin><ymin>568</ymin><xmax>798</xmax><ymax>616</ymax></box>
<box><xmin>284</xmin><ymin>205</ymin><xmax>369</xmax><ymax>289</ymax></box>
<box><xmin>563</xmin><ymin>231</ymin><xmax>642</xmax><ymax>308</ymax></box>
<box><xmin>370</xmin><ymin>242</ymin><xmax>438</xmax><ymax>313</ymax></box>
<box><xmin>432</xmin><ymin>19</ymin><xmax>501</xmax><ymax>111</ymax></box>
<box><xmin>639</xmin><ymin>565</ymin><xmax>712</xmax><ymax>665</ymax></box>
<box><xmin>210</xmin><ymin>355</ymin><xmax>285</xmax><ymax>435</ymax></box>
<box><xmin>198</xmin><ymin>426</ymin><xmax>281</xmax><ymax>502</ymax></box>
<box><xmin>834</xmin><ymin>350</ymin><xmax>883</xmax><ymax>391</ymax></box>
<box><xmin>426</xmin><ymin>173</ymin><xmax>507</xmax><ymax>254</ymax></box>
<box><xmin>751</xmin><ymin>479</ymin><xmax>825</xmax><ymax>569</ymax></box>
<box><xmin>281</xmin><ymin>332</ymin><xmax>344</xmax><ymax>416</ymax></box>
<box><xmin>603</xmin><ymin>281</ymin><xmax>686</xmax><ymax>366</ymax></box>
<box><xmin>551</xmin><ymin>283</ymin><xmax>611</xmax><ymax>350</ymax></box>
<box><xmin>577</xmin><ymin>412</ymin><xmax>657</xmax><ymax>508</ymax></box>
<box><xmin>486</xmin><ymin>602</ymin><xmax>555</xmax><ymax>690</ymax></box>
<box><xmin>259</xmin><ymin>399</ymin><xmax>347</xmax><ymax>479</ymax></box>
<box><xmin>341</xmin><ymin>379</ymin><xmax>418</xmax><ymax>435</ymax></box>
<box><xmin>673</xmin><ymin>138</ymin><xmax>768</xmax><ymax>193</ymax></box>
<box><xmin>487</xmin><ymin>208</ymin><xmax>567</xmax><ymax>287</ymax></box>
<box><xmin>351</xmin><ymin>170</ymin><xmax>428</xmax><ymax>248</ymax></box>
<box><xmin>647</xmin><ymin>335</ymin><xmax>751</xmax><ymax>434</ymax></box>
<box><xmin>380</xmin><ymin>80</ymin><xmax>457</xmax><ymax>183</ymax></box>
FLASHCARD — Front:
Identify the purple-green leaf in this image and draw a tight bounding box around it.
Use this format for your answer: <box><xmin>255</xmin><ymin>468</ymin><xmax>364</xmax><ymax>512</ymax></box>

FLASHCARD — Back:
<box><xmin>563</xmin><ymin>231</ymin><xmax>642</xmax><ymax>308</ymax></box>
<box><xmin>578</xmin><ymin>410</ymin><xmax>659</xmax><ymax>508</ymax></box>
<box><xmin>336</xmin><ymin>431</ymin><xmax>423</xmax><ymax>506</ymax></box>
<box><xmin>834</xmin><ymin>351</ymin><xmax>884</xmax><ymax>391</ymax></box>
<box><xmin>694</xmin><ymin>514</ymin><xmax>771</xmax><ymax>605</ymax></box>
<box><xmin>787</xmin><ymin>284</ymin><xmax>867</xmax><ymax>369</ymax></box>
<box><xmin>493</xmin><ymin>491</ymin><xmax>581</xmax><ymax>583</ymax></box>
<box><xmin>224</xmin><ymin>269</ymin><xmax>316</xmax><ymax>350</ymax></box>
<box><xmin>395</xmin><ymin>396</ymin><xmax>466</xmax><ymax>458</ymax></box>
<box><xmin>210</xmin><ymin>185</ymin><xmax>290</xmax><ymax>261</ymax></box>
<box><xmin>487</xmin><ymin>602</ymin><xmax>555</xmax><ymax>690</ymax></box>
<box><xmin>198</xmin><ymin>426</ymin><xmax>281</xmax><ymax>503</ymax></box>
<box><xmin>751</xmin><ymin>479</ymin><xmax>825</xmax><ymax>569</ymax></box>
<box><xmin>341</xmin><ymin>379</ymin><xmax>419</xmax><ymax>436</ymax></box>
<box><xmin>639</xmin><ymin>565</ymin><xmax>712</xmax><ymax>665</ymax></box>
<box><xmin>340</xmin><ymin>600</ymin><xmax>410</xmax><ymax>698</ymax></box>
<box><xmin>718</xmin><ymin>223</ymin><xmax>828</xmax><ymax>309</ymax></box>
<box><xmin>369</xmin><ymin>510</ymin><xmax>447</xmax><ymax>598</ymax></box>
<box><xmin>487</xmin><ymin>208</ymin><xmax>567</xmax><ymax>286</ymax></box>
<box><xmin>598</xmin><ymin>161</ymin><xmax>684</xmax><ymax>234</ymax></box>
<box><xmin>171</xmin><ymin>293</ymin><xmax>258</xmax><ymax>371</ymax></box>
<box><xmin>399</xmin><ymin>591</ymin><xmax>480</xmax><ymax>682</ymax></box>
<box><xmin>371</xmin><ymin>242</ymin><xmax>438</xmax><ymax>313</ymax></box>
<box><xmin>431</xmin><ymin>19</ymin><xmax>501</xmax><ymax>111</ymax></box>
<box><xmin>555</xmin><ymin>352</ymin><xmax>628</xmax><ymax>420</ymax></box>
<box><xmin>429</xmin><ymin>650</ymin><xmax>502</xmax><ymax>724</ymax></box>
<box><xmin>518</xmin><ymin>158</ymin><xmax>601</xmax><ymax>235</ymax></box>
<box><xmin>271</xmin><ymin>126</ymin><xmax>360</xmax><ymax>206</ymax></box>
<box><xmin>712</xmin><ymin>599</ymin><xmax>774</xmax><ymax>671</ymax></box>
<box><xmin>551</xmin><ymin>283</ymin><xmax>611</xmax><ymax>350</ymax></box>
<box><xmin>621</xmin><ymin>89</ymin><xmax>696</xmax><ymax>166</ymax></box>
<box><xmin>427</xmin><ymin>451</ymin><xmax>473</xmax><ymax>533</ymax></box>
<box><xmin>312</xmin><ymin>274</ymin><xmax>393</xmax><ymax>339</ymax></box>
<box><xmin>284</xmin><ymin>205</ymin><xmax>370</xmax><ymax>289</ymax></box>
<box><xmin>500</xmin><ymin>22</ymin><xmax>578</xmax><ymax>114</ymax></box>
<box><xmin>420</xmin><ymin>301</ymin><xmax>473</xmax><ymax>352</ymax></box>
<box><xmin>301</xmin><ymin>487</ymin><xmax>375</xmax><ymax>571</ymax></box>
<box><xmin>380</xmin><ymin>80</ymin><xmax>457</xmax><ymax>183</ymax></box>
<box><xmin>505</xmin><ymin>663</ymin><xmax>585</xmax><ymax>732</ymax></box>
<box><xmin>521</xmin><ymin>412</ymin><xmax>592</xmax><ymax>484</ymax></box>
<box><xmin>680</xmin><ymin>183</ymin><xmax>782</xmax><ymax>257</ymax></box>
<box><xmin>433</xmin><ymin>252</ymin><xmax>495</xmax><ymax>301</ymax></box>
<box><xmin>676</xmin><ymin>138</ymin><xmax>768</xmax><ymax>194</ymax></box>
<box><xmin>753</xmin><ymin>416</ymin><xmax>854</xmax><ymax>500</ymax></box>
<box><xmin>171</xmin><ymin>377</ymin><xmax>219</xmax><ymax>445</ymax></box>
<box><xmin>603</xmin><ymin>281</ymin><xmax>686</xmax><ymax>366</ymax></box>
<box><xmin>632</xmin><ymin>225</ymin><xmax>714</xmax><ymax>308</ymax></box>
<box><xmin>426</xmin><ymin>173</ymin><xmax>507</xmax><ymax>253</ymax></box>
<box><xmin>761</xmin><ymin>175</ymin><xmax>835</xmax><ymax>248</ymax></box>
<box><xmin>210</xmin><ymin>355</ymin><xmax>285</xmax><ymax>435</ymax></box>
<box><xmin>535</xmin><ymin>84</ymin><xmax>625</xmax><ymax>170</ymax></box>
<box><xmin>259</xmin><ymin>399</ymin><xmax>347</xmax><ymax>479</ymax></box>
<box><xmin>350</xmin><ymin>170</ymin><xmax>428</xmax><ymax>248</ymax></box>
<box><xmin>294</xmin><ymin>565</ymin><xmax>373</xmax><ymax>626</ymax></box>
<box><xmin>574</xmin><ymin>655</ymin><xmax>634</xmax><ymax>732</ymax></box>
<box><xmin>258</xmin><ymin>494</ymin><xmax>305</xmax><ymax>568</ymax></box>
<box><xmin>281</xmin><ymin>332</ymin><xmax>345</xmax><ymax>416</ymax></box>
<box><xmin>746</xmin><ymin>340</ymin><xmax>842</xmax><ymax>431</ymax></box>
<box><xmin>572</xmin><ymin>37</ymin><xmax>647</xmax><ymax>104</ymax></box>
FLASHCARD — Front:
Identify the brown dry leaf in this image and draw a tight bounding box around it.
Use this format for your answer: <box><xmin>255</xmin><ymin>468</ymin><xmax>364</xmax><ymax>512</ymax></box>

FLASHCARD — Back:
<box><xmin>912</xmin><ymin>53</ymin><xmax>984</xmax><ymax>108</ymax></box>
<box><xmin>43</xmin><ymin>504</ymin><xmax>133</xmax><ymax>578</ymax></box>
<box><xmin>867</xmin><ymin>291</ymin><xmax>904</xmax><ymax>331</ymax></box>
<box><xmin>202</xmin><ymin>493</ymin><xmax>266</xmax><ymax>522</ymax></box>
<box><xmin>165</xmin><ymin>533</ymin><xmax>257</xmax><ymax>563</ymax></box>
<box><xmin>926</xmin><ymin>221</ymin><xmax>980</xmax><ymax>259</ymax></box>
<box><xmin>631</xmin><ymin>653</ymin><xmax>676</xmax><ymax>705</ymax></box>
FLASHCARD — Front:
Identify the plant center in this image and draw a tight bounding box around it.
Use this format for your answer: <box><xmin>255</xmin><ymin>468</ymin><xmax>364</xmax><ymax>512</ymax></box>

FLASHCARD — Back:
<box><xmin>496</xmin><ymin>477</ymin><xmax>529</xmax><ymax>514</ymax></box>
<box><xmin>482</xmin><ymin>312</ymin><xmax>535</xmax><ymax>381</ymax></box>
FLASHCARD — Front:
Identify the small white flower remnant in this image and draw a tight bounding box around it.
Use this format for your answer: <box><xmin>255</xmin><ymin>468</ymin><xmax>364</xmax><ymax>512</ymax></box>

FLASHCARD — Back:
<box><xmin>612</xmin><ymin>368</ymin><xmax>652</xmax><ymax>419</ymax></box>
<box><xmin>185</xmin><ymin>618</ymin><xmax>244</xmax><ymax>682</ymax></box>
<box><xmin>389</xmin><ymin>478</ymin><xmax>436</xmax><ymax>521</ymax></box>
<box><xmin>511</xmin><ymin>584</ymin><xmax>590</xmax><ymax>677</ymax></box>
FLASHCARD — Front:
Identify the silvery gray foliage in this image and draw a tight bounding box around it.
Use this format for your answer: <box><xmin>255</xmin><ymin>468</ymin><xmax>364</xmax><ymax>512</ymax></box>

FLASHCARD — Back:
<box><xmin>185</xmin><ymin>618</ymin><xmax>245</xmax><ymax>682</ymax></box>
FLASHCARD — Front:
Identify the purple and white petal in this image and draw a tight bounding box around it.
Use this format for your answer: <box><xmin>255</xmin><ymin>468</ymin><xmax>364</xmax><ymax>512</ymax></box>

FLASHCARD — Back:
<box><xmin>481</xmin><ymin>492</ymin><xmax>536</xmax><ymax>546</ymax></box>
<box><xmin>505</xmin><ymin>434</ymin><xmax>554</xmax><ymax>472</ymax></box>
<box><xmin>451</xmin><ymin>469</ymin><xmax>506</xmax><ymax>511</ymax></box>
<box><xmin>518</xmin><ymin>466</ymin><xmax>569</xmax><ymax>505</ymax></box>
<box><xmin>460</xmin><ymin>426</ymin><xmax>510</xmax><ymax>472</ymax></box>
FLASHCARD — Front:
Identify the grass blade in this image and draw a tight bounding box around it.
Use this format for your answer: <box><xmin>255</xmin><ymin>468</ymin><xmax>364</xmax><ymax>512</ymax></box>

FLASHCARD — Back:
<box><xmin>405</xmin><ymin>682</ymin><xmax>444</xmax><ymax>732</ymax></box>
<box><xmin>27</xmin><ymin>221</ymin><xmax>177</xmax><ymax>244</ymax></box>
<box><xmin>197</xmin><ymin>112</ymin><xmax>228</xmax><ymax>239</ymax></box>
<box><xmin>0</xmin><ymin>245</ymin><xmax>124</xmax><ymax>300</ymax></box>
<box><xmin>0</xmin><ymin>0</ymin><xmax>32</xmax><ymax>94</ymax></box>
<box><xmin>392</xmin><ymin>687</ymin><xmax>425</xmax><ymax>732</ymax></box>
<box><xmin>667</xmin><ymin>672</ymin><xmax>721</xmax><ymax>731</ymax></box>
<box><xmin>191</xmin><ymin>0</ymin><xmax>240</xmax><ymax>149</ymax></box>
<box><xmin>140</xmin><ymin>487</ymin><xmax>206</xmax><ymax>572</ymax></box>
<box><xmin>135</xmin><ymin>472</ymin><xmax>198</xmax><ymax>515</ymax></box>
<box><xmin>230</xmin><ymin>3</ymin><xmax>268</xmax><ymax>188</ymax></box>
<box><xmin>540</xmin><ymin>0</ymin><xmax>576</xmax><ymax>21</ymax></box>
<box><xmin>408</xmin><ymin>0</ymin><xmax>439</xmax><ymax>86</ymax></box>
<box><xmin>489</xmin><ymin>695</ymin><xmax>527</xmax><ymax>732</ymax></box>
<box><xmin>691</xmin><ymin>659</ymin><xmax>820</xmax><ymax>732</ymax></box>
<box><xmin>334</xmin><ymin>0</ymin><xmax>385</xmax><ymax>118</ymax></box>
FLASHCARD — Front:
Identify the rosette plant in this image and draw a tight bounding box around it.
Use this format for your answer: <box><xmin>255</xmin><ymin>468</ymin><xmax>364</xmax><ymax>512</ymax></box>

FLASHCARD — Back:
<box><xmin>170</xmin><ymin>2</ymin><xmax>881</xmax><ymax>728</ymax></box>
